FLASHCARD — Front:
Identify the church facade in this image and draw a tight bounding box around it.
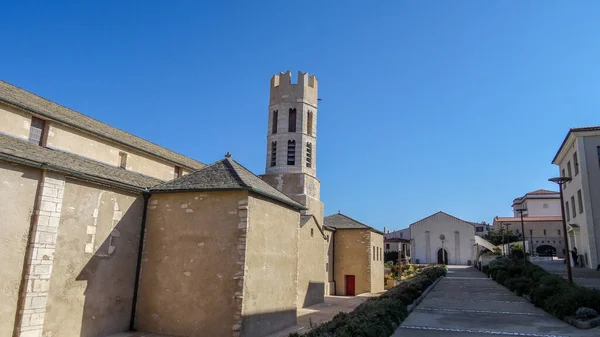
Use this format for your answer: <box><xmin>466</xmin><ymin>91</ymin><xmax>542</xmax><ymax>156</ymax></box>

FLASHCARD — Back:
<box><xmin>0</xmin><ymin>72</ymin><xmax>383</xmax><ymax>337</ymax></box>
<box><xmin>408</xmin><ymin>211</ymin><xmax>477</xmax><ymax>265</ymax></box>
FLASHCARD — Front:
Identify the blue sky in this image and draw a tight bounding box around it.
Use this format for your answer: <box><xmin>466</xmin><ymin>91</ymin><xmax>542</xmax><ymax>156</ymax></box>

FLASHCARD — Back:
<box><xmin>2</xmin><ymin>1</ymin><xmax>600</xmax><ymax>231</ymax></box>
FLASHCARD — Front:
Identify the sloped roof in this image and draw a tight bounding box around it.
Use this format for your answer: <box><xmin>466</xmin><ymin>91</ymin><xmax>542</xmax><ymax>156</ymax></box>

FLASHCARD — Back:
<box><xmin>494</xmin><ymin>216</ymin><xmax>562</xmax><ymax>223</ymax></box>
<box><xmin>0</xmin><ymin>80</ymin><xmax>204</xmax><ymax>170</ymax></box>
<box><xmin>324</xmin><ymin>213</ymin><xmax>383</xmax><ymax>235</ymax></box>
<box><xmin>0</xmin><ymin>134</ymin><xmax>160</xmax><ymax>191</ymax></box>
<box><xmin>527</xmin><ymin>189</ymin><xmax>558</xmax><ymax>195</ymax></box>
<box><xmin>408</xmin><ymin>211</ymin><xmax>476</xmax><ymax>228</ymax></box>
<box><xmin>150</xmin><ymin>157</ymin><xmax>305</xmax><ymax>210</ymax></box>
<box><xmin>553</xmin><ymin>126</ymin><xmax>600</xmax><ymax>164</ymax></box>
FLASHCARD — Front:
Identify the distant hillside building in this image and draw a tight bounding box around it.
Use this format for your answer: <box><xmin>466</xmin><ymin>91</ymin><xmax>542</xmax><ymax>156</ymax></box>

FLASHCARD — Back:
<box><xmin>493</xmin><ymin>189</ymin><xmax>564</xmax><ymax>258</ymax></box>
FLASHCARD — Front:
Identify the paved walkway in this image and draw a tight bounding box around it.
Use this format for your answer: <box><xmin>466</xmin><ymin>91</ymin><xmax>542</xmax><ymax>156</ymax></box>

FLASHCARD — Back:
<box><xmin>392</xmin><ymin>266</ymin><xmax>600</xmax><ymax>337</ymax></box>
<box><xmin>106</xmin><ymin>294</ymin><xmax>379</xmax><ymax>337</ymax></box>
<box><xmin>533</xmin><ymin>259</ymin><xmax>600</xmax><ymax>290</ymax></box>
<box><xmin>266</xmin><ymin>293</ymin><xmax>379</xmax><ymax>337</ymax></box>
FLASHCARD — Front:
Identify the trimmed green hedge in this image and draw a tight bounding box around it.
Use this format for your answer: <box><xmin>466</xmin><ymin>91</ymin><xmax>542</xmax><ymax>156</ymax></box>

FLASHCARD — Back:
<box><xmin>485</xmin><ymin>257</ymin><xmax>600</xmax><ymax>319</ymax></box>
<box><xmin>290</xmin><ymin>265</ymin><xmax>447</xmax><ymax>337</ymax></box>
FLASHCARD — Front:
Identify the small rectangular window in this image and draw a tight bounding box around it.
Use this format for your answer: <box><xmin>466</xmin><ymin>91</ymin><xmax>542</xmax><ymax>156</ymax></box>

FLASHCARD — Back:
<box><xmin>562</xmin><ymin>169</ymin><xmax>566</xmax><ymax>189</ymax></box>
<box><xmin>543</xmin><ymin>229</ymin><xmax>546</xmax><ymax>235</ymax></box>
<box><xmin>306</xmin><ymin>142</ymin><xmax>312</xmax><ymax>168</ymax></box>
<box><xmin>574</xmin><ymin>152</ymin><xmax>579</xmax><ymax>176</ymax></box>
<box><xmin>28</xmin><ymin>117</ymin><xmax>46</xmax><ymax>145</ymax></box>
<box><xmin>571</xmin><ymin>195</ymin><xmax>576</xmax><ymax>218</ymax></box>
<box><xmin>577</xmin><ymin>189</ymin><xmax>583</xmax><ymax>214</ymax></box>
<box><xmin>272</xmin><ymin>110</ymin><xmax>278</xmax><ymax>134</ymax></box>
<box><xmin>287</xmin><ymin>140</ymin><xmax>296</xmax><ymax>165</ymax></box>
<box><xmin>119</xmin><ymin>152</ymin><xmax>128</xmax><ymax>169</ymax></box>
<box><xmin>271</xmin><ymin>142</ymin><xmax>277</xmax><ymax>167</ymax></box>
<box><xmin>386</xmin><ymin>243</ymin><xmax>390</xmax><ymax>249</ymax></box>
<box><xmin>558</xmin><ymin>229</ymin><xmax>561</xmax><ymax>236</ymax></box>
<box><xmin>373</xmin><ymin>246</ymin><xmax>375</xmax><ymax>261</ymax></box>
<box><xmin>567</xmin><ymin>161</ymin><xmax>572</xmax><ymax>178</ymax></box>
<box><xmin>597</xmin><ymin>147</ymin><xmax>600</xmax><ymax>169</ymax></box>
<box><xmin>310</xmin><ymin>228</ymin><xmax>314</xmax><ymax>237</ymax></box>
<box><xmin>326</xmin><ymin>263</ymin><xmax>329</xmax><ymax>272</ymax></box>
<box><xmin>288</xmin><ymin>108</ymin><xmax>297</xmax><ymax>132</ymax></box>
<box><xmin>566</xmin><ymin>201</ymin><xmax>570</xmax><ymax>221</ymax></box>
<box><xmin>174</xmin><ymin>166</ymin><xmax>182</xmax><ymax>179</ymax></box>
<box><xmin>307</xmin><ymin>111</ymin><xmax>313</xmax><ymax>135</ymax></box>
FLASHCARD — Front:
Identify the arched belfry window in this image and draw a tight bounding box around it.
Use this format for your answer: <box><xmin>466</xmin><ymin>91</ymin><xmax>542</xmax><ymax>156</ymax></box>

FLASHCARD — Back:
<box><xmin>272</xmin><ymin>110</ymin><xmax>278</xmax><ymax>134</ymax></box>
<box><xmin>271</xmin><ymin>141</ymin><xmax>277</xmax><ymax>167</ymax></box>
<box><xmin>288</xmin><ymin>108</ymin><xmax>296</xmax><ymax>132</ymax></box>
<box><xmin>306</xmin><ymin>142</ymin><xmax>312</xmax><ymax>168</ymax></box>
<box><xmin>307</xmin><ymin>111</ymin><xmax>313</xmax><ymax>135</ymax></box>
<box><xmin>287</xmin><ymin>140</ymin><xmax>296</xmax><ymax>165</ymax></box>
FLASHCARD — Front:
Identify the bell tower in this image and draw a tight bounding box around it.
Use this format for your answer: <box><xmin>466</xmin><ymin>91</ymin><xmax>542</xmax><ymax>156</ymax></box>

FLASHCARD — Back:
<box><xmin>261</xmin><ymin>71</ymin><xmax>323</xmax><ymax>222</ymax></box>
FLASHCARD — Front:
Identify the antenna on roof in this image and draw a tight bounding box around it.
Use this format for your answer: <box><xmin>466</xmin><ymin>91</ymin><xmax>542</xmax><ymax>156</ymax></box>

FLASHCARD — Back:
<box><xmin>225</xmin><ymin>152</ymin><xmax>232</xmax><ymax>158</ymax></box>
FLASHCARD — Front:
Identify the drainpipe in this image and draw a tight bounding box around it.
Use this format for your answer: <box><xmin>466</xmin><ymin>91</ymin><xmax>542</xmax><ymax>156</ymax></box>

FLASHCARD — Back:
<box><xmin>331</xmin><ymin>232</ymin><xmax>336</xmax><ymax>296</ymax></box>
<box><xmin>129</xmin><ymin>191</ymin><xmax>151</xmax><ymax>331</ymax></box>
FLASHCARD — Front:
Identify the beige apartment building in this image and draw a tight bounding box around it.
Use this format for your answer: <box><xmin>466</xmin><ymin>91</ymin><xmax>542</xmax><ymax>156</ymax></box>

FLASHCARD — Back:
<box><xmin>0</xmin><ymin>72</ymin><xmax>383</xmax><ymax>337</ymax></box>
<box><xmin>553</xmin><ymin>127</ymin><xmax>600</xmax><ymax>270</ymax></box>
<box><xmin>493</xmin><ymin>189</ymin><xmax>565</xmax><ymax>257</ymax></box>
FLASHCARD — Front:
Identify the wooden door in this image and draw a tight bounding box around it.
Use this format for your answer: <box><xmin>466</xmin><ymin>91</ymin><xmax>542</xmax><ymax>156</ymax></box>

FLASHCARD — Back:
<box><xmin>345</xmin><ymin>275</ymin><xmax>356</xmax><ymax>296</ymax></box>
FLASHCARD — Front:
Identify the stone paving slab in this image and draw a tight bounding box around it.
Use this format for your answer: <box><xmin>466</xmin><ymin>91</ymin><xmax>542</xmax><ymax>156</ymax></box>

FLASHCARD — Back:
<box><xmin>418</xmin><ymin>297</ymin><xmax>541</xmax><ymax>313</ymax></box>
<box><xmin>392</xmin><ymin>266</ymin><xmax>600</xmax><ymax>337</ymax></box>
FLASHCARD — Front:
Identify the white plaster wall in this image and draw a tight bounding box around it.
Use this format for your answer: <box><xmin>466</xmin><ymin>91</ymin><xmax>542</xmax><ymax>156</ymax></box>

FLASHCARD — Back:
<box><xmin>410</xmin><ymin>212</ymin><xmax>475</xmax><ymax>265</ymax></box>
<box><xmin>519</xmin><ymin>199</ymin><xmax>561</xmax><ymax>217</ymax></box>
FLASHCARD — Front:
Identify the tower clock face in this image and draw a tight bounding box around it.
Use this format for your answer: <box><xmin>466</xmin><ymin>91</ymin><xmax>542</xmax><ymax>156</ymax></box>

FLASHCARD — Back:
<box><xmin>439</xmin><ymin>234</ymin><xmax>445</xmax><ymax>241</ymax></box>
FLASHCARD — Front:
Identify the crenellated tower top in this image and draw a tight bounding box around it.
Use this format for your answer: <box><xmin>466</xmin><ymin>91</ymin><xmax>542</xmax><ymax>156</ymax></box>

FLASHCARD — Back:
<box><xmin>270</xmin><ymin>71</ymin><xmax>318</xmax><ymax>106</ymax></box>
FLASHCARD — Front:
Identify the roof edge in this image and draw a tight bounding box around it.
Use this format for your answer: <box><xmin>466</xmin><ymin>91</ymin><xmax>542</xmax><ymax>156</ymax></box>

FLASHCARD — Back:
<box><xmin>0</xmin><ymin>97</ymin><xmax>204</xmax><ymax>171</ymax></box>
<box><xmin>0</xmin><ymin>152</ymin><xmax>147</xmax><ymax>193</ymax></box>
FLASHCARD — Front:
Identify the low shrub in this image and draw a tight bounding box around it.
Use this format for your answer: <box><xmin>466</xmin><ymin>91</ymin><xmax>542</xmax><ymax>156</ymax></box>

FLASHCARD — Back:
<box><xmin>575</xmin><ymin>307</ymin><xmax>599</xmax><ymax>321</ymax></box>
<box><xmin>292</xmin><ymin>265</ymin><xmax>446</xmax><ymax>336</ymax></box>
<box><xmin>486</xmin><ymin>257</ymin><xmax>600</xmax><ymax>320</ymax></box>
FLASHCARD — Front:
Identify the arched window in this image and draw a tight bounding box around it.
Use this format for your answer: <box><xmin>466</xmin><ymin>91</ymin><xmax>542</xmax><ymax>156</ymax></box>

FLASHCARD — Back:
<box><xmin>287</xmin><ymin>140</ymin><xmax>296</xmax><ymax>165</ymax></box>
<box><xmin>306</xmin><ymin>142</ymin><xmax>312</xmax><ymax>168</ymax></box>
<box><xmin>288</xmin><ymin>108</ymin><xmax>296</xmax><ymax>132</ymax></box>
<box><xmin>307</xmin><ymin>111</ymin><xmax>313</xmax><ymax>135</ymax></box>
<box><xmin>270</xmin><ymin>141</ymin><xmax>277</xmax><ymax>167</ymax></box>
<box><xmin>272</xmin><ymin>110</ymin><xmax>278</xmax><ymax>134</ymax></box>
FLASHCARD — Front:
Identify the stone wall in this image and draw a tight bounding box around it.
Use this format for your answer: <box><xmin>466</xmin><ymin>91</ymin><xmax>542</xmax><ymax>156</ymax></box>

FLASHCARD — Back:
<box><xmin>297</xmin><ymin>216</ymin><xmax>325</xmax><ymax>309</ymax></box>
<box><xmin>13</xmin><ymin>171</ymin><xmax>65</xmax><ymax>337</ymax></box>
<box><xmin>242</xmin><ymin>194</ymin><xmax>299</xmax><ymax>337</ymax></box>
<box><xmin>369</xmin><ymin>232</ymin><xmax>384</xmax><ymax>293</ymax></box>
<box><xmin>333</xmin><ymin>229</ymin><xmax>371</xmax><ymax>296</ymax></box>
<box><xmin>42</xmin><ymin>180</ymin><xmax>143</xmax><ymax>337</ymax></box>
<box><xmin>0</xmin><ymin>103</ymin><xmax>32</xmax><ymax>140</ymax></box>
<box><xmin>0</xmin><ymin>161</ymin><xmax>41</xmax><ymax>337</ymax></box>
<box><xmin>136</xmin><ymin>191</ymin><xmax>246</xmax><ymax>337</ymax></box>
<box><xmin>47</xmin><ymin>123</ymin><xmax>177</xmax><ymax>181</ymax></box>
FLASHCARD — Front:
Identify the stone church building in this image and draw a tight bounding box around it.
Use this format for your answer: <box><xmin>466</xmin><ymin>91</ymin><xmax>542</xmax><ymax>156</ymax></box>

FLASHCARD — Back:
<box><xmin>0</xmin><ymin>71</ymin><xmax>383</xmax><ymax>337</ymax></box>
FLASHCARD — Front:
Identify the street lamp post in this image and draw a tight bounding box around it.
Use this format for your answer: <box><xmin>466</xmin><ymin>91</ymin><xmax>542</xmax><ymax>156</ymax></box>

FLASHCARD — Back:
<box><xmin>504</xmin><ymin>223</ymin><xmax>512</xmax><ymax>257</ymax></box>
<box><xmin>515</xmin><ymin>208</ymin><xmax>527</xmax><ymax>263</ymax></box>
<box><xmin>549</xmin><ymin>176</ymin><xmax>573</xmax><ymax>284</ymax></box>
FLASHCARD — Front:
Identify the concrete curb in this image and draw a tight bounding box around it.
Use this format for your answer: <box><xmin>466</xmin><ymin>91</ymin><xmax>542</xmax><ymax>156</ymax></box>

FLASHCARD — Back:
<box><xmin>406</xmin><ymin>276</ymin><xmax>443</xmax><ymax>314</ymax></box>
